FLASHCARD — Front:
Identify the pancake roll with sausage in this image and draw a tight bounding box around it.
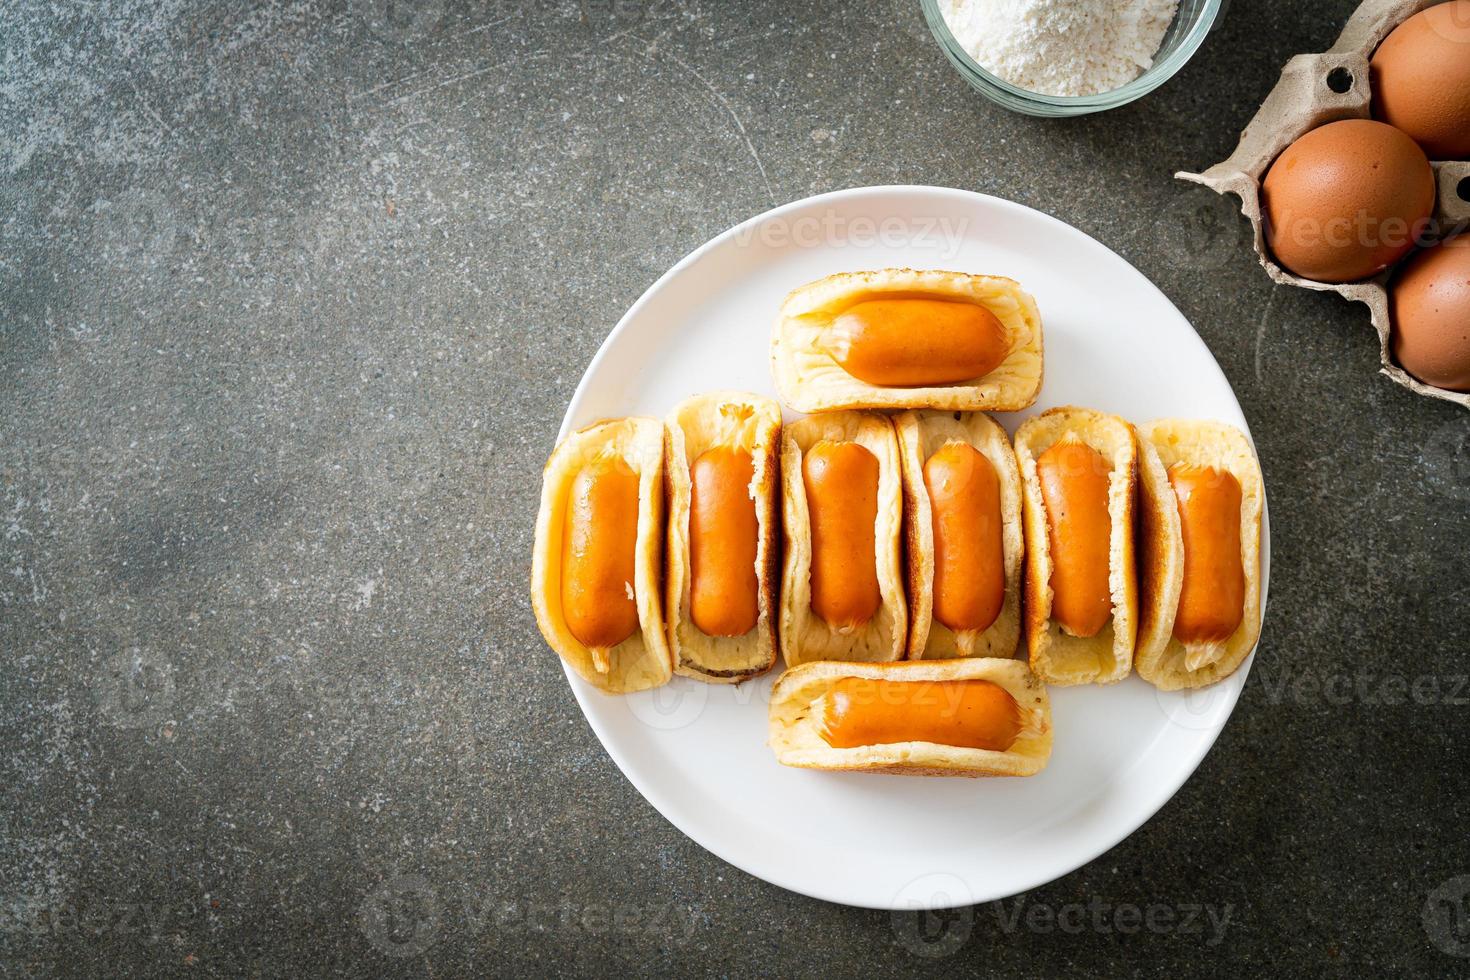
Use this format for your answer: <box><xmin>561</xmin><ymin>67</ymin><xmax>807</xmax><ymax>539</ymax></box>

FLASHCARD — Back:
<box><xmin>1135</xmin><ymin>419</ymin><xmax>1264</xmax><ymax>691</ymax></box>
<box><xmin>778</xmin><ymin>411</ymin><xmax>906</xmax><ymax>666</ymax></box>
<box><xmin>1015</xmin><ymin>406</ymin><xmax>1138</xmax><ymax>686</ymax></box>
<box><xmin>770</xmin><ymin>269</ymin><xmax>1043</xmax><ymax>413</ymax></box>
<box><xmin>664</xmin><ymin>392</ymin><xmax>782</xmax><ymax>683</ymax></box>
<box><xmin>532</xmin><ymin>418</ymin><xmax>672</xmax><ymax>694</ymax></box>
<box><xmin>896</xmin><ymin>410</ymin><xmax>1024</xmax><ymax>660</ymax></box>
<box><xmin>768</xmin><ymin>658</ymin><xmax>1053</xmax><ymax>777</ymax></box>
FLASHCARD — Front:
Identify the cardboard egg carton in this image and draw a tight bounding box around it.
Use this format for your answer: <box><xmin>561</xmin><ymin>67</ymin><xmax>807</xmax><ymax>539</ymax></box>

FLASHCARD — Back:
<box><xmin>1178</xmin><ymin>0</ymin><xmax>1470</xmax><ymax>409</ymax></box>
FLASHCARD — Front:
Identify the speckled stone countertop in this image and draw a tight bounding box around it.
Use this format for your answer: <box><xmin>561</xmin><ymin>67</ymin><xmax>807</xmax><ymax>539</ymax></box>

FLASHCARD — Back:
<box><xmin>3</xmin><ymin>0</ymin><xmax>1468</xmax><ymax>975</ymax></box>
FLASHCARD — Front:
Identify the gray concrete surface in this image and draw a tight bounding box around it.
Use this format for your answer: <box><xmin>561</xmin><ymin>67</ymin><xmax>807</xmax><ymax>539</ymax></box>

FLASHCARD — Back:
<box><xmin>3</xmin><ymin>0</ymin><xmax>1469</xmax><ymax>975</ymax></box>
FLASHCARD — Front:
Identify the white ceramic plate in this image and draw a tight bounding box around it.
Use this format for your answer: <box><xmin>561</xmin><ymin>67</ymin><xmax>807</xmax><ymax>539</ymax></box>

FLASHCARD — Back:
<box><xmin>557</xmin><ymin>185</ymin><xmax>1269</xmax><ymax>911</ymax></box>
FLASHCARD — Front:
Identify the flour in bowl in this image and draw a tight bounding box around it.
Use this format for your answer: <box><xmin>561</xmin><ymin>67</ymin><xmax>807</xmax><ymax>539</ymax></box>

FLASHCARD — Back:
<box><xmin>939</xmin><ymin>0</ymin><xmax>1180</xmax><ymax>97</ymax></box>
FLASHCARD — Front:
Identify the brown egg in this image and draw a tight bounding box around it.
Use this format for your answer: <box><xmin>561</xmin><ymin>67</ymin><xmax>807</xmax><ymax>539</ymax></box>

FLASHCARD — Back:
<box><xmin>1371</xmin><ymin>0</ymin><xmax>1470</xmax><ymax>160</ymax></box>
<box><xmin>1391</xmin><ymin>235</ymin><xmax>1470</xmax><ymax>391</ymax></box>
<box><xmin>1261</xmin><ymin>119</ymin><xmax>1436</xmax><ymax>284</ymax></box>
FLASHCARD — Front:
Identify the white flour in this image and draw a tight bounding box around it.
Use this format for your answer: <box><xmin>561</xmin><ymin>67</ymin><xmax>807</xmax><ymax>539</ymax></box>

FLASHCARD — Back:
<box><xmin>940</xmin><ymin>0</ymin><xmax>1180</xmax><ymax>97</ymax></box>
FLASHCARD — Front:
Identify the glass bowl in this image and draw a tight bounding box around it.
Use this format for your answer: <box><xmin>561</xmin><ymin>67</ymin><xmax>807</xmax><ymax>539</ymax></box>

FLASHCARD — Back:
<box><xmin>921</xmin><ymin>0</ymin><xmax>1224</xmax><ymax>117</ymax></box>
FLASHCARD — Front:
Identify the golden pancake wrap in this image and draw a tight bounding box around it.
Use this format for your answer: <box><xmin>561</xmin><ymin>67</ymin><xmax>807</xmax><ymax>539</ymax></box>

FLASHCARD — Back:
<box><xmin>1135</xmin><ymin>419</ymin><xmax>1264</xmax><ymax>691</ymax></box>
<box><xmin>531</xmin><ymin>417</ymin><xmax>672</xmax><ymax>694</ymax></box>
<box><xmin>896</xmin><ymin>410</ymin><xmax>1024</xmax><ymax>660</ymax></box>
<box><xmin>768</xmin><ymin>658</ymin><xmax>1053</xmax><ymax>777</ymax></box>
<box><xmin>770</xmin><ymin>268</ymin><xmax>1043</xmax><ymax>413</ymax></box>
<box><xmin>778</xmin><ymin>411</ymin><xmax>906</xmax><ymax>666</ymax></box>
<box><xmin>664</xmin><ymin>391</ymin><xmax>782</xmax><ymax>683</ymax></box>
<box><xmin>1015</xmin><ymin>406</ymin><xmax>1138</xmax><ymax>686</ymax></box>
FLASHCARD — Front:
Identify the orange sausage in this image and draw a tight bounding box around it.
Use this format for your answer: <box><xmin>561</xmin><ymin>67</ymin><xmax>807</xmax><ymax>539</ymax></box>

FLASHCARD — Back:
<box><xmin>830</xmin><ymin>298</ymin><xmax>1009</xmax><ymax>387</ymax></box>
<box><xmin>1169</xmin><ymin>464</ymin><xmax>1245</xmax><ymax>645</ymax></box>
<box><xmin>1036</xmin><ymin>435</ymin><xmax>1113</xmax><ymax>638</ymax></box>
<box><xmin>924</xmin><ymin>443</ymin><xmax>1005</xmax><ymax>633</ymax></box>
<box><xmin>561</xmin><ymin>454</ymin><xmax>641</xmax><ymax>669</ymax></box>
<box><xmin>819</xmin><ymin>677</ymin><xmax>1023</xmax><ymax>751</ymax></box>
<box><xmin>689</xmin><ymin>445</ymin><xmax>759</xmax><ymax>637</ymax></box>
<box><xmin>803</xmin><ymin>440</ymin><xmax>881</xmax><ymax>629</ymax></box>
